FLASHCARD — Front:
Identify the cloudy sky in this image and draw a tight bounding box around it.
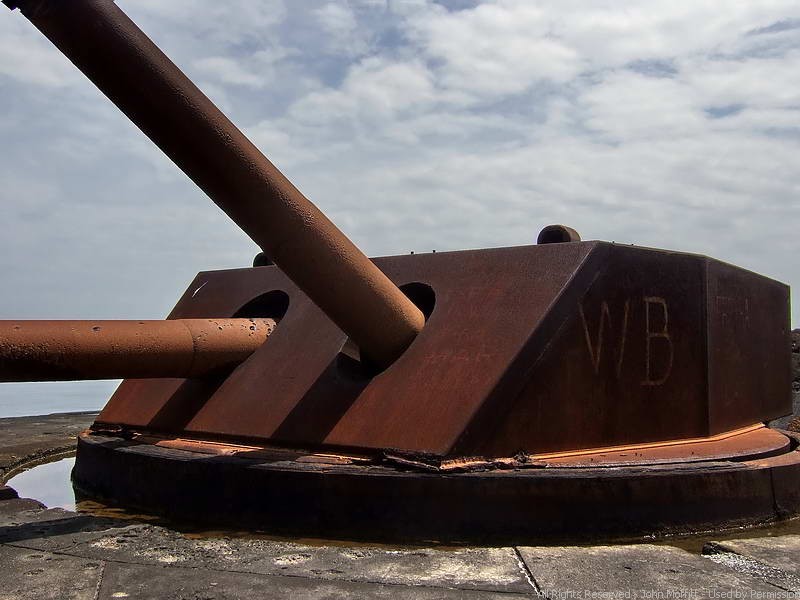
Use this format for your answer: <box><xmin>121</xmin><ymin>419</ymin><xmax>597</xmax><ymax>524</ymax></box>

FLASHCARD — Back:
<box><xmin>1</xmin><ymin>0</ymin><xmax>799</xmax><ymax>414</ymax></box>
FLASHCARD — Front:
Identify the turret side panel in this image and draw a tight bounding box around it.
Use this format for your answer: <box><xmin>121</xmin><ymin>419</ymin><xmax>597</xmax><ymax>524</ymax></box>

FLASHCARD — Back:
<box><xmin>187</xmin><ymin>244</ymin><xmax>596</xmax><ymax>456</ymax></box>
<box><xmin>706</xmin><ymin>260</ymin><xmax>791</xmax><ymax>433</ymax></box>
<box><xmin>97</xmin><ymin>244</ymin><xmax>596</xmax><ymax>457</ymax></box>
<box><xmin>476</xmin><ymin>246</ymin><xmax>709</xmax><ymax>456</ymax></box>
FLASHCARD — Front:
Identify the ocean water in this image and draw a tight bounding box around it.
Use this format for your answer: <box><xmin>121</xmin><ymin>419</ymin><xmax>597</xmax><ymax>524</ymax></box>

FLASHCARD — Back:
<box><xmin>0</xmin><ymin>380</ymin><xmax>119</xmax><ymax>417</ymax></box>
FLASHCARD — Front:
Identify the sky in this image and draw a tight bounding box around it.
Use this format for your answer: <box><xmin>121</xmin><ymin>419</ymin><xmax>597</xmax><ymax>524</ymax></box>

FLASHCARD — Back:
<box><xmin>0</xmin><ymin>0</ymin><xmax>799</xmax><ymax>415</ymax></box>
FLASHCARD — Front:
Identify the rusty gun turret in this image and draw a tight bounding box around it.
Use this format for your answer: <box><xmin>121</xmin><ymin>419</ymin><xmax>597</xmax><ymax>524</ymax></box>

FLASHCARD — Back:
<box><xmin>2</xmin><ymin>0</ymin><xmax>798</xmax><ymax>544</ymax></box>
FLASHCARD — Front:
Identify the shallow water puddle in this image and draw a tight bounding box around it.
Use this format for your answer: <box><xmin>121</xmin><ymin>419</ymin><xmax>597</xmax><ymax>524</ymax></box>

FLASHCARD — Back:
<box><xmin>6</xmin><ymin>456</ymin><xmax>76</xmax><ymax>510</ymax></box>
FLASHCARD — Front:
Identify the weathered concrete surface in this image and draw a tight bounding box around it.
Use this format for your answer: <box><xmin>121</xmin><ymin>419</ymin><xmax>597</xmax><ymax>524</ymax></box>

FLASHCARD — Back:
<box><xmin>0</xmin><ymin>411</ymin><xmax>96</xmax><ymax>481</ymax></box>
<box><xmin>704</xmin><ymin>536</ymin><xmax>800</xmax><ymax>591</ymax></box>
<box><xmin>94</xmin><ymin>560</ymin><xmax>528</xmax><ymax>600</ymax></box>
<box><xmin>0</xmin><ymin>499</ymin><xmax>536</xmax><ymax>597</ymax></box>
<box><xmin>5</xmin><ymin>491</ymin><xmax>800</xmax><ymax>599</ymax></box>
<box><xmin>68</xmin><ymin>525</ymin><xmax>531</xmax><ymax>594</ymax></box>
<box><xmin>0</xmin><ymin>499</ymin><xmax>121</xmax><ymax>551</ymax></box>
<box><xmin>0</xmin><ymin>541</ymin><xmax>530</xmax><ymax>600</ymax></box>
<box><xmin>0</xmin><ymin>544</ymin><xmax>103</xmax><ymax>600</ymax></box>
<box><xmin>518</xmin><ymin>544</ymin><xmax>781</xmax><ymax>595</ymax></box>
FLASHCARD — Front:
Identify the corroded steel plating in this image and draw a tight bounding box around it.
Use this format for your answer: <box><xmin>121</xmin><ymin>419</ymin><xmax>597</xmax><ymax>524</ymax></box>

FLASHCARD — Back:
<box><xmin>94</xmin><ymin>244</ymin><xmax>791</xmax><ymax>458</ymax></box>
<box><xmin>72</xmin><ymin>427</ymin><xmax>800</xmax><ymax>543</ymax></box>
<box><xmin>2</xmin><ymin>0</ymin><xmax>424</xmax><ymax>368</ymax></box>
<box><xmin>0</xmin><ymin>319</ymin><xmax>275</xmax><ymax>381</ymax></box>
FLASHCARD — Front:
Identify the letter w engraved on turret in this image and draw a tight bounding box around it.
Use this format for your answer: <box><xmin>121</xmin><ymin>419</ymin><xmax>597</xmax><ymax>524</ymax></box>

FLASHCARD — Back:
<box><xmin>579</xmin><ymin>300</ymin><xmax>629</xmax><ymax>377</ymax></box>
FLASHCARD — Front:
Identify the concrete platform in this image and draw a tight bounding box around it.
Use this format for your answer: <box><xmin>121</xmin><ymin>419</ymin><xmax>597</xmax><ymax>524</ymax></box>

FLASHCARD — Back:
<box><xmin>2</xmin><ymin>412</ymin><xmax>800</xmax><ymax>599</ymax></box>
<box><xmin>0</xmin><ymin>411</ymin><xmax>97</xmax><ymax>481</ymax></box>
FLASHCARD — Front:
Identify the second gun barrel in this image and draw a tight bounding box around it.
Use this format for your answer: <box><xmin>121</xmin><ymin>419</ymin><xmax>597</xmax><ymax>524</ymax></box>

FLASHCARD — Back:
<box><xmin>0</xmin><ymin>319</ymin><xmax>275</xmax><ymax>381</ymax></box>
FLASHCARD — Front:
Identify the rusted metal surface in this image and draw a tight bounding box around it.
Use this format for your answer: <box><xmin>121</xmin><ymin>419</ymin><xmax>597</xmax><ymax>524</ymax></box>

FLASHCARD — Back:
<box><xmin>93</xmin><ymin>423</ymin><xmax>788</xmax><ymax>469</ymax></box>
<box><xmin>525</xmin><ymin>424</ymin><xmax>789</xmax><ymax>468</ymax></box>
<box><xmin>95</xmin><ymin>243</ymin><xmax>790</xmax><ymax>457</ymax></box>
<box><xmin>73</xmin><ymin>428</ymin><xmax>800</xmax><ymax>543</ymax></box>
<box><xmin>537</xmin><ymin>224</ymin><xmax>581</xmax><ymax>244</ymax></box>
<box><xmin>473</xmin><ymin>244</ymin><xmax>791</xmax><ymax>457</ymax></box>
<box><xmin>4</xmin><ymin>0</ymin><xmax>423</xmax><ymax>368</ymax></box>
<box><xmin>706</xmin><ymin>259</ymin><xmax>793</xmax><ymax>433</ymax></box>
<box><xmin>0</xmin><ymin>319</ymin><xmax>274</xmax><ymax>381</ymax></box>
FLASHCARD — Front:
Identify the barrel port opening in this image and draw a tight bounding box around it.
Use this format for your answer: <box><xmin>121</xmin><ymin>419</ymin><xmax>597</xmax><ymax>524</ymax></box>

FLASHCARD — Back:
<box><xmin>232</xmin><ymin>290</ymin><xmax>290</xmax><ymax>323</ymax></box>
<box><xmin>225</xmin><ymin>291</ymin><xmax>289</xmax><ymax>368</ymax></box>
<box><xmin>338</xmin><ymin>282</ymin><xmax>436</xmax><ymax>379</ymax></box>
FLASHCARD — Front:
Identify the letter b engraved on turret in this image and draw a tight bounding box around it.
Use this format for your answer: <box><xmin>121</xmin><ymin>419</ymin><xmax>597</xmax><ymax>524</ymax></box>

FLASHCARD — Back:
<box><xmin>641</xmin><ymin>296</ymin><xmax>673</xmax><ymax>386</ymax></box>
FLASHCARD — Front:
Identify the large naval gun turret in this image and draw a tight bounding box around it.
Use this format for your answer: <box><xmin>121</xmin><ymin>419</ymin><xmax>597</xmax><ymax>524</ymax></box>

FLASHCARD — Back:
<box><xmin>2</xmin><ymin>0</ymin><xmax>798</xmax><ymax>543</ymax></box>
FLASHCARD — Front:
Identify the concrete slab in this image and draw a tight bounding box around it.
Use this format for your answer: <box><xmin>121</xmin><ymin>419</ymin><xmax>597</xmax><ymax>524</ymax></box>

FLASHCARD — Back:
<box><xmin>0</xmin><ymin>487</ymin><xmax>534</xmax><ymax>594</ymax></box>
<box><xmin>0</xmin><ymin>488</ymin><xmax>533</xmax><ymax>598</ymax></box>
<box><xmin>0</xmin><ymin>497</ymin><xmax>124</xmax><ymax>551</ymax></box>
<box><xmin>96</xmin><ymin>561</ymin><xmax>531</xmax><ymax>600</ymax></box>
<box><xmin>517</xmin><ymin>544</ymin><xmax>778</xmax><ymax>596</ymax></box>
<box><xmin>0</xmin><ymin>412</ymin><xmax>96</xmax><ymax>481</ymax></box>
<box><xmin>706</xmin><ymin>534</ymin><xmax>800</xmax><ymax>575</ymax></box>
<box><xmin>69</xmin><ymin>524</ymin><xmax>533</xmax><ymax>594</ymax></box>
<box><xmin>0</xmin><ymin>497</ymin><xmax>45</xmax><ymax>522</ymax></box>
<box><xmin>704</xmin><ymin>536</ymin><xmax>800</xmax><ymax>591</ymax></box>
<box><xmin>0</xmin><ymin>544</ymin><xmax>103</xmax><ymax>600</ymax></box>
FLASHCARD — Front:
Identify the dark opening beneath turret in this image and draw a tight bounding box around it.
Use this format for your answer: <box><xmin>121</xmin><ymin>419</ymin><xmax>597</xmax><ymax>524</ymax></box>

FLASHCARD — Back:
<box><xmin>233</xmin><ymin>290</ymin><xmax>290</xmax><ymax>321</ymax></box>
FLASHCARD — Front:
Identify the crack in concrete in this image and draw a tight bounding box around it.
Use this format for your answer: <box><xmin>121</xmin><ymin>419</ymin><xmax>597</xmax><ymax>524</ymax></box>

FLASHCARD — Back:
<box><xmin>513</xmin><ymin>546</ymin><xmax>543</xmax><ymax>596</ymax></box>
<box><xmin>91</xmin><ymin>560</ymin><xmax>106</xmax><ymax>600</ymax></box>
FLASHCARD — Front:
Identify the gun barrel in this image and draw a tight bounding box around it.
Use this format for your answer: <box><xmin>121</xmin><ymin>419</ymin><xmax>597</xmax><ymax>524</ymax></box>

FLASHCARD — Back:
<box><xmin>0</xmin><ymin>319</ymin><xmax>274</xmax><ymax>381</ymax></box>
<box><xmin>5</xmin><ymin>0</ymin><xmax>424</xmax><ymax>368</ymax></box>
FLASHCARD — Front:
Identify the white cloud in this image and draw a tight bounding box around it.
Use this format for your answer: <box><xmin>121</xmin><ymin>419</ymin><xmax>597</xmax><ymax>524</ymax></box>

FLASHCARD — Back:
<box><xmin>123</xmin><ymin>0</ymin><xmax>288</xmax><ymax>46</ymax></box>
<box><xmin>683</xmin><ymin>51</ymin><xmax>800</xmax><ymax>108</ymax></box>
<box><xmin>288</xmin><ymin>57</ymin><xmax>436</xmax><ymax>130</ymax></box>
<box><xmin>0</xmin><ymin>16</ymin><xmax>80</xmax><ymax>87</ymax></box>
<box><xmin>406</xmin><ymin>1</ymin><xmax>581</xmax><ymax>98</ymax></box>
<box><xmin>314</xmin><ymin>2</ymin><xmax>370</xmax><ymax>57</ymax></box>
<box><xmin>578</xmin><ymin>72</ymin><xmax>705</xmax><ymax>141</ymax></box>
<box><xmin>193</xmin><ymin>56</ymin><xmax>267</xmax><ymax>88</ymax></box>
